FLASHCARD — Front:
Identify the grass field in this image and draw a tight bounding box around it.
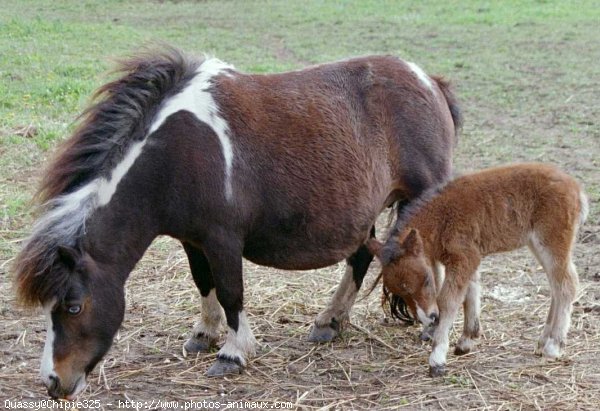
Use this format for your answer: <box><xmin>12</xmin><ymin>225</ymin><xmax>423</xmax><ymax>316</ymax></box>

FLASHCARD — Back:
<box><xmin>1</xmin><ymin>1</ymin><xmax>599</xmax><ymax>409</ymax></box>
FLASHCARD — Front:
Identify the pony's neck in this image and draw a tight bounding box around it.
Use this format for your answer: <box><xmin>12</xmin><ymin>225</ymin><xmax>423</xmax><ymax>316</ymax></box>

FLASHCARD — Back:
<box><xmin>81</xmin><ymin>194</ymin><xmax>160</xmax><ymax>283</ymax></box>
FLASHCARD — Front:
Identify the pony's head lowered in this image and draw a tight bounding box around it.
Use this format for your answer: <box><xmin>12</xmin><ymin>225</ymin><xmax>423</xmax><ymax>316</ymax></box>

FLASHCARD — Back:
<box><xmin>13</xmin><ymin>46</ymin><xmax>201</xmax><ymax>399</ymax></box>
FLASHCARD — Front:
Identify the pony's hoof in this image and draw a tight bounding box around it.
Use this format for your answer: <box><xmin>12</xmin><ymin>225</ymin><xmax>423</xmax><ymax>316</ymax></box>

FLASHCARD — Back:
<box><xmin>429</xmin><ymin>364</ymin><xmax>446</xmax><ymax>377</ymax></box>
<box><xmin>308</xmin><ymin>320</ymin><xmax>340</xmax><ymax>342</ymax></box>
<box><xmin>184</xmin><ymin>334</ymin><xmax>216</xmax><ymax>354</ymax></box>
<box><xmin>206</xmin><ymin>357</ymin><xmax>242</xmax><ymax>377</ymax></box>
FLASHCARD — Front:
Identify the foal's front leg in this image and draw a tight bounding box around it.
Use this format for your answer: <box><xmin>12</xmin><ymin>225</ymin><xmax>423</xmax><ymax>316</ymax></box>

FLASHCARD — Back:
<box><xmin>203</xmin><ymin>242</ymin><xmax>256</xmax><ymax>376</ymax></box>
<box><xmin>308</xmin><ymin>227</ymin><xmax>375</xmax><ymax>342</ymax></box>
<box><xmin>429</xmin><ymin>260</ymin><xmax>477</xmax><ymax>377</ymax></box>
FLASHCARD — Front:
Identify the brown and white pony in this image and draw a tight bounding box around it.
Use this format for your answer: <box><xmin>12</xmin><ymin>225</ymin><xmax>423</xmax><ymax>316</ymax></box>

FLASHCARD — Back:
<box><xmin>367</xmin><ymin>163</ymin><xmax>588</xmax><ymax>377</ymax></box>
<box><xmin>13</xmin><ymin>47</ymin><xmax>461</xmax><ymax>399</ymax></box>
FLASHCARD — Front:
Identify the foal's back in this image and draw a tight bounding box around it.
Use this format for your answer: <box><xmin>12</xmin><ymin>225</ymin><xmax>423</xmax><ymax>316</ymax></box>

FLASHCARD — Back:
<box><xmin>418</xmin><ymin>163</ymin><xmax>585</xmax><ymax>257</ymax></box>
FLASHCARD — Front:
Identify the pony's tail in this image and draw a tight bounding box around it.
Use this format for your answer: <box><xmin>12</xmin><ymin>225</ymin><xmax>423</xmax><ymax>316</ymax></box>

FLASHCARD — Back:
<box><xmin>432</xmin><ymin>76</ymin><xmax>463</xmax><ymax>140</ymax></box>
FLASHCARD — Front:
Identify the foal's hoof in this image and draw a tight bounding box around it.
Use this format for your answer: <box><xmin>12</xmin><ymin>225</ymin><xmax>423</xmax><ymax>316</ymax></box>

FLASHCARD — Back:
<box><xmin>183</xmin><ymin>333</ymin><xmax>216</xmax><ymax>354</ymax></box>
<box><xmin>420</xmin><ymin>324</ymin><xmax>436</xmax><ymax>342</ymax></box>
<box><xmin>308</xmin><ymin>320</ymin><xmax>340</xmax><ymax>343</ymax></box>
<box><xmin>429</xmin><ymin>364</ymin><xmax>446</xmax><ymax>377</ymax></box>
<box><xmin>206</xmin><ymin>357</ymin><xmax>243</xmax><ymax>377</ymax></box>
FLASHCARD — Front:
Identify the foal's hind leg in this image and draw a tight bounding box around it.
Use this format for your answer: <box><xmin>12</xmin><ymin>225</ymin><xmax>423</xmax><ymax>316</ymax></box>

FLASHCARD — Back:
<box><xmin>308</xmin><ymin>227</ymin><xmax>376</xmax><ymax>342</ymax></box>
<box><xmin>182</xmin><ymin>242</ymin><xmax>223</xmax><ymax>354</ymax></box>
<box><xmin>528</xmin><ymin>231</ymin><xmax>579</xmax><ymax>358</ymax></box>
<box><xmin>455</xmin><ymin>270</ymin><xmax>482</xmax><ymax>355</ymax></box>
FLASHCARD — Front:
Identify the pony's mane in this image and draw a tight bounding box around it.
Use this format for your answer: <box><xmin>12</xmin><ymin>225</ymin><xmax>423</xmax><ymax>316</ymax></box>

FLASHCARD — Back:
<box><xmin>14</xmin><ymin>46</ymin><xmax>204</xmax><ymax>307</ymax></box>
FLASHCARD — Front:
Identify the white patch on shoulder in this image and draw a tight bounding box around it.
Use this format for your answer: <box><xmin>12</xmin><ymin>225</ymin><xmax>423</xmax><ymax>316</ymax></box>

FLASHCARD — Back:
<box><xmin>149</xmin><ymin>58</ymin><xmax>236</xmax><ymax>199</ymax></box>
<box><xmin>28</xmin><ymin>58</ymin><xmax>238</xmax><ymax>245</ymax></box>
<box><xmin>406</xmin><ymin>61</ymin><xmax>433</xmax><ymax>91</ymax></box>
<box><xmin>40</xmin><ymin>299</ymin><xmax>57</xmax><ymax>386</ymax></box>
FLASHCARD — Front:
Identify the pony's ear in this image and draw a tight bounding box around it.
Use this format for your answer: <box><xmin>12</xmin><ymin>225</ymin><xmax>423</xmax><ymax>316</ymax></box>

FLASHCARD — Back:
<box><xmin>401</xmin><ymin>228</ymin><xmax>423</xmax><ymax>255</ymax></box>
<box><xmin>366</xmin><ymin>238</ymin><xmax>383</xmax><ymax>258</ymax></box>
<box><xmin>57</xmin><ymin>246</ymin><xmax>80</xmax><ymax>271</ymax></box>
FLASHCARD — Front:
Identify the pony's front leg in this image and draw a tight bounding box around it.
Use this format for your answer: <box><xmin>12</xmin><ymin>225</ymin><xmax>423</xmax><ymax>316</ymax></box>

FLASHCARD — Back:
<box><xmin>182</xmin><ymin>243</ymin><xmax>223</xmax><ymax>354</ymax></box>
<box><xmin>308</xmin><ymin>227</ymin><xmax>375</xmax><ymax>342</ymax></box>
<box><xmin>203</xmin><ymin>243</ymin><xmax>256</xmax><ymax>376</ymax></box>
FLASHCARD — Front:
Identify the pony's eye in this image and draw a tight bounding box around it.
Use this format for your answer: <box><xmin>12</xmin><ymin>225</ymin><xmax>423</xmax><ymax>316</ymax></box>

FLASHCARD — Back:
<box><xmin>67</xmin><ymin>305</ymin><xmax>82</xmax><ymax>315</ymax></box>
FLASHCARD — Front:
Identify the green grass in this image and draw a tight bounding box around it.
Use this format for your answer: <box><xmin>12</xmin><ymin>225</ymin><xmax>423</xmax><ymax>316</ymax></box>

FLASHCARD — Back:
<box><xmin>0</xmin><ymin>0</ymin><xmax>597</xmax><ymax>233</ymax></box>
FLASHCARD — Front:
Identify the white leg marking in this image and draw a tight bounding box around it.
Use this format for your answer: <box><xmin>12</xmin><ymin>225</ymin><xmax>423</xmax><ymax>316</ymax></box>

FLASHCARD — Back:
<box><xmin>316</xmin><ymin>265</ymin><xmax>358</xmax><ymax>325</ymax></box>
<box><xmin>429</xmin><ymin>311</ymin><xmax>455</xmax><ymax>367</ymax></box>
<box><xmin>217</xmin><ymin>311</ymin><xmax>256</xmax><ymax>366</ymax></box>
<box><xmin>40</xmin><ymin>299</ymin><xmax>57</xmax><ymax>386</ymax></box>
<box><xmin>193</xmin><ymin>289</ymin><xmax>224</xmax><ymax>339</ymax></box>
<box><xmin>406</xmin><ymin>61</ymin><xmax>433</xmax><ymax>91</ymax></box>
<box><xmin>149</xmin><ymin>58</ymin><xmax>236</xmax><ymax>199</ymax></box>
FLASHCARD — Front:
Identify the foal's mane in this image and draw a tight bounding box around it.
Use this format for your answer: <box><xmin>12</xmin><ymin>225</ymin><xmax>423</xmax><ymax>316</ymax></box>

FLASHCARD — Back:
<box><xmin>14</xmin><ymin>46</ymin><xmax>203</xmax><ymax>306</ymax></box>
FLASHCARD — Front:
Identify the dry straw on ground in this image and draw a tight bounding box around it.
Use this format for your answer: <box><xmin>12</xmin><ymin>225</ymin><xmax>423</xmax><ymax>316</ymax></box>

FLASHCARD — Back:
<box><xmin>1</xmin><ymin>216</ymin><xmax>599</xmax><ymax>410</ymax></box>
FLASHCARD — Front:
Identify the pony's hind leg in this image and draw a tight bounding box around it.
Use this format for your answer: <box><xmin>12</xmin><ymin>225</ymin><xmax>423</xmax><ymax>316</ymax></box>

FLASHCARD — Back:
<box><xmin>454</xmin><ymin>270</ymin><xmax>482</xmax><ymax>355</ymax></box>
<box><xmin>308</xmin><ymin>227</ymin><xmax>375</xmax><ymax>342</ymax></box>
<box><xmin>528</xmin><ymin>231</ymin><xmax>579</xmax><ymax>359</ymax></box>
<box><xmin>203</xmin><ymin>242</ymin><xmax>256</xmax><ymax>376</ymax></box>
<box><xmin>182</xmin><ymin>242</ymin><xmax>223</xmax><ymax>354</ymax></box>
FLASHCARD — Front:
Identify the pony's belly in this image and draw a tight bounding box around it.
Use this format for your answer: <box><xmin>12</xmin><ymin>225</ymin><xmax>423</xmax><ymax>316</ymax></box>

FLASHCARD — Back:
<box><xmin>243</xmin><ymin>220</ymin><xmax>372</xmax><ymax>270</ymax></box>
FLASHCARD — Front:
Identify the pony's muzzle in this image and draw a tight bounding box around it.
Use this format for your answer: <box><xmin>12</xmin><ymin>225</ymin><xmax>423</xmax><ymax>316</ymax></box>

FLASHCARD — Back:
<box><xmin>45</xmin><ymin>374</ymin><xmax>61</xmax><ymax>399</ymax></box>
<box><xmin>44</xmin><ymin>373</ymin><xmax>86</xmax><ymax>400</ymax></box>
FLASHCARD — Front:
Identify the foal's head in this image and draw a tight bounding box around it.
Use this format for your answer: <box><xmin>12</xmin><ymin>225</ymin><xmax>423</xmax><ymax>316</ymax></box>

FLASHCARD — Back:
<box><xmin>368</xmin><ymin>229</ymin><xmax>438</xmax><ymax>327</ymax></box>
<box><xmin>18</xmin><ymin>246</ymin><xmax>125</xmax><ymax>399</ymax></box>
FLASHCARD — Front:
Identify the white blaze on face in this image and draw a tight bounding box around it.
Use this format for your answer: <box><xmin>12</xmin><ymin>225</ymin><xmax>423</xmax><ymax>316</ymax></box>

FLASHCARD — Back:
<box><xmin>40</xmin><ymin>299</ymin><xmax>57</xmax><ymax>385</ymax></box>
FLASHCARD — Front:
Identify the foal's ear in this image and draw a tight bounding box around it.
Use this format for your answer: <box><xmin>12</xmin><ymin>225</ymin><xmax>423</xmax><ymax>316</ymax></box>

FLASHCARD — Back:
<box><xmin>57</xmin><ymin>245</ymin><xmax>81</xmax><ymax>271</ymax></box>
<box><xmin>366</xmin><ymin>238</ymin><xmax>383</xmax><ymax>257</ymax></box>
<box><xmin>402</xmin><ymin>228</ymin><xmax>423</xmax><ymax>255</ymax></box>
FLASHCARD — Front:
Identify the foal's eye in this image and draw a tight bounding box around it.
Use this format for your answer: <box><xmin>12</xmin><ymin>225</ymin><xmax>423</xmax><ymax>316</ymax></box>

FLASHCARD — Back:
<box><xmin>67</xmin><ymin>305</ymin><xmax>82</xmax><ymax>315</ymax></box>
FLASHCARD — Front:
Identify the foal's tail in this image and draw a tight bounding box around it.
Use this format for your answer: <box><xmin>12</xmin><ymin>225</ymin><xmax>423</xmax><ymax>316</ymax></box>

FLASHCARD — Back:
<box><xmin>579</xmin><ymin>189</ymin><xmax>589</xmax><ymax>226</ymax></box>
<box><xmin>432</xmin><ymin>76</ymin><xmax>463</xmax><ymax>139</ymax></box>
